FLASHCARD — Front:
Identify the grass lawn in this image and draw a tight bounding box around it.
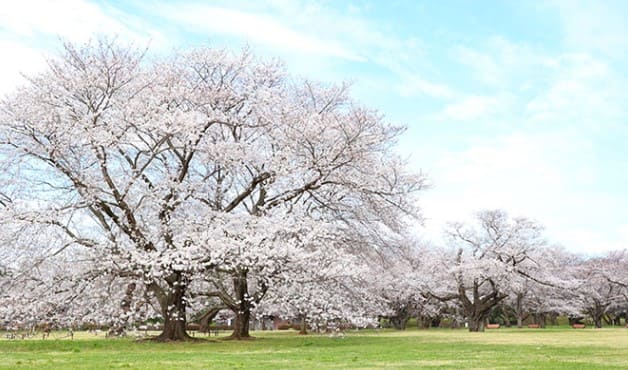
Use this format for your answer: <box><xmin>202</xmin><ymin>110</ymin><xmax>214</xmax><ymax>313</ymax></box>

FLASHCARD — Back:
<box><xmin>0</xmin><ymin>327</ymin><xmax>627</xmax><ymax>369</ymax></box>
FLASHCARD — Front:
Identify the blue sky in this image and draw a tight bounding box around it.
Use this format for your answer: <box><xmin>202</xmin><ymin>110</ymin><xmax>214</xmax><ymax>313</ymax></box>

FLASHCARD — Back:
<box><xmin>1</xmin><ymin>0</ymin><xmax>627</xmax><ymax>254</ymax></box>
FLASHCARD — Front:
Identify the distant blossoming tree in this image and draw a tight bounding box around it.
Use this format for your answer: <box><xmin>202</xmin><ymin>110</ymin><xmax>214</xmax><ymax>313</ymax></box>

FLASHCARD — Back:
<box><xmin>431</xmin><ymin>210</ymin><xmax>548</xmax><ymax>332</ymax></box>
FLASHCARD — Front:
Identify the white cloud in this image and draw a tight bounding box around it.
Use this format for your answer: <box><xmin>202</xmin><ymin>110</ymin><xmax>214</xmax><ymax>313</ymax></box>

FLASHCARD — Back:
<box><xmin>453</xmin><ymin>37</ymin><xmax>552</xmax><ymax>88</ymax></box>
<box><xmin>148</xmin><ymin>4</ymin><xmax>364</xmax><ymax>61</ymax></box>
<box><xmin>525</xmin><ymin>53</ymin><xmax>625</xmax><ymax>127</ymax></box>
<box><xmin>0</xmin><ymin>40</ymin><xmax>47</xmax><ymax>95</ymax></box>
<box><xmin>438</xmin><ymin>95</ymin><xmax>503</xmax><ymax>121</ymax></box>
<box><xmin>146</xmin><ymin>1</ymin><xmax>451</xmax><ymax>103</ymax></box>
<box><xmin>0</xmin><ymin>0</ymin><xmax>163</xmax><ymax>45</ymax></box>
<box><xmin>547</xmin><ymin>192</ymin><xmax>628</xmax><ymax>255</ymax></box>
<box><xmin>449</xmin><ymin>36</ymin><xmax>626</xmax><ymax>131</ymax></box>
<box><xmin>549</xmin><ymin>0</ymin><xmax>628</xmax><ymax>59</ymax></box>
<box><xmin>416</xmin><ymin>132</ymin><xmax>625</xmax><ymax>254</ymax></box>
<box><xmin>0</xmin><ymin>0</ymin><xmax>170</xmax><ymax>96</ymax></box>
<box><xmin>398</xmin><ymin>75</ymin><xmax>457</xmax><ymax>99</ymax></box>
<box><xmin>454</xmin><ymin>45</ymin><xmax>502</xmax><ymax>87</ymax></box>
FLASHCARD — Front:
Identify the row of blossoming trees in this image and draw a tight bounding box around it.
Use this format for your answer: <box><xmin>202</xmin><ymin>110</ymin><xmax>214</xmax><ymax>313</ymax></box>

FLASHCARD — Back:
<box><xmin>0</xmin><ymin>40</ymin><xmax>626</xmax><ymax>340</ymax></box>
<box><xmin>381</xmin><ymin>211</ymin><xmax>627</xmax><ymax>332</ymax></box>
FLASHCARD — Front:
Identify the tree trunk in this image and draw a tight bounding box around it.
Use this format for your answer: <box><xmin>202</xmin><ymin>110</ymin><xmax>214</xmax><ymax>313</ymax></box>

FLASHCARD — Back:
<box><xmin>390</xmin><ymin>315</ymin><xmax>410</xmax><ymax>330</ymax></box>
<box><xmin>593</xmin><ymin>314</ymin><xmax>603</xmax><ymax>328</ymax></box>
<box><xmin>417</xmin><ymin>315</ymin><xmax>431</xmax><ymax>329</ymax></box>
<box><xmin>588</xmin><ymin>302</ymin><xmax>606</xmax><ymax>329</ymax></box>
<box><xmin>198</xmin><ymin>306</ymin><xmax>223</xmax><ymax>334</ymax></box>
<box><xmin>389</xmin><ymin>305</ymin><xmax>411</xmax><ymax>330</ymax></box>
<box><xmin>549</xmin><ymin>312</ymin><xmax>558</xmax><ymax>326</ymax></box>
<box><xmin>227</xmin><ymin>272</ymin><xmax>253</xmax><ymax>340</ymax></box>
<box><xmin>450</xmin><ymin>316</ymin><xmax>461</xmax><ymax>329</ymax></box>
<box><xmin>229</xmin><ymin>309</ymin><xmax>251</xmax><ymax>339</ymax></box>
<box><xmin>431</xmin><ymin>317</ymin><xmax>441</xmax><ymax>328</ymax></box>
<box><xmin>515</xmin><ymin>294</ymin><xmax>524</xmax><ymax>328</ymax></box>
<box><xmin>108</xmin><ymin>282</ymin><xmax>137</xmax><ymax>336</ymax></box>
<box><xmin>299</xmin><ymin>315</ymin><xmax>308</xmax><ymax>335</ymax></box>
<box><xmin>602</xmin><ymin>314</ymin><xmax>612</xmax><ymax>326</ymax></box>
<box><xmin>539</xmin><ymin>313</ymin><xmax>546</xmax><ymax>328</ymax></box>
<box><xmin>459</xmin><ymin>280</ymin><xmax>506</xmax><ymax>332</ymax></box>
<box><xmin>153</xmin><ymin>274</ymin><xmax>193</xmax><ymax>341</ymax></box>
<box><xmin>156</xmin><ymin>316</ymin><xmax>190</xmax><ymax>341</ymax></box>
<box><xmin>468</xmin><ymin>316</ymin><xmax>486</xmax><ymax>332</ymax></box>
<box><xmin>594</xmin><ymin>317</ymin><xmax>602</xmax><ymax>328</ymax></box>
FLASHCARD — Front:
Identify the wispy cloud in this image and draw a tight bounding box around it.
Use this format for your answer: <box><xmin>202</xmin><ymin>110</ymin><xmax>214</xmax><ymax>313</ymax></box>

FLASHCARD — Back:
<box><xmin>0</xmin><ymin>40</ymin><xmax>47</xmax><ymax>94</ymax></box>
<box><xmin>417</xmin><ymin>132</ymin><xmax>626</xmax><ymax>254</ymax></box>
<box><xmin>525</xmin><ymin>53</ymin><xmax>625</xmax><ymax>127</ymax></box>
<box><xmin>438</xmin><ymin>95</ymin><xmax>510</xmax><ymax>121</ymax></box>
<box><xmin>398</xmin><ymin>76</ymin><xmax>458</xmax><ymax>99</ymax></box>
<box><xmin>145</xmin><ymin>4</ymin><xmax>364</xmax><ymax>61</ymax></box>
<box><xmin>0</xmin><ymin>0</ymin><xmax>170</xmax><ymax>94</ymax></box>
<box><xmin>0</xmin><ymin>0</ymin><xmax>165</xmax><ymax>46</ymax></box>
<box><xmin>549</xmin><ymin>0</ymin><xmax>628</xmax><ymax>59</ymax></box>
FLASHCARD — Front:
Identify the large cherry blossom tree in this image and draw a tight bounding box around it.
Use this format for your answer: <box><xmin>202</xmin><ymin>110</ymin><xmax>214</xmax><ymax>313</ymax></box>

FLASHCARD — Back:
<box><xmin>0</xmin><ymin>39</ymin><xmax>426</xmax><ymax>340</ymax></box>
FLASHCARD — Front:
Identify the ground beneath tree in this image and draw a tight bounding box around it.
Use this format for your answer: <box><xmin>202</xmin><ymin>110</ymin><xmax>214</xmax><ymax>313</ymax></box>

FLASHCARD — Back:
<box><xmin>0</xmin><ymin>327</ymin><xmax>626</xmax><ymax>369</ymax></box>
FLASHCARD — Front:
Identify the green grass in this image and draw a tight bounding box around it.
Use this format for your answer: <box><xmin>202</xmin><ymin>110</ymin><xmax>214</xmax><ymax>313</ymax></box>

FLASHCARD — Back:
<box><xmin>0</xmin><ymin>327</ymin><xmax>627</xmax><ymax>369</ymax></box>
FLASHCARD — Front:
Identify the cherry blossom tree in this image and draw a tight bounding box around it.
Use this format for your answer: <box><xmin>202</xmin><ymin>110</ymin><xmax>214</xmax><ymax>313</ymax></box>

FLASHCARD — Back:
<box><xmin>258</xmin><ymin>244</ymin><xmax>382</xmax><ymax>334</ymax></box>
<box><xmin>367</xmin><ymin>239</ymin><xmax>431</xmax><ymax>330</ymax></box>
<box><xmin>598</xmin><ymin>249</ymin><xmax>628</xmax><ymax>296</ymax></box>
<box><xmin>571</xmin><ymin>251</ymin><xmax>628</xmax><ymax>328</ymax></box>
<box><xmin>432</xmin><ymin>210</ymin><xmax>547</xmax><ymax>332</ymax></box>
<box><xmin>498</xmin><ymin>244</ymin><xmax>575</xmax><ymax>327</ymax></box>
<box><xmin>0</xmin><ymin>39</ymin><xmax>426</xmax><ymax>340</ymax></box>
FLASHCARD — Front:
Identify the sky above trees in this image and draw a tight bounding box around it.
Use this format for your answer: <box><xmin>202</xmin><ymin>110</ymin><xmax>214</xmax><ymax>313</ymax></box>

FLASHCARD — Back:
<box><xmin>1</xmin><ymin>0</ymin><xmax>627</xmax><ymax>254</ymax></box>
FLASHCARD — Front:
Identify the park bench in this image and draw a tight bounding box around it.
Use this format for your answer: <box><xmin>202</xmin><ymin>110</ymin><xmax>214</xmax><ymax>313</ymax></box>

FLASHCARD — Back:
<box><xmin>486</xmin><ymin>324</ymin><xmax>500</xmax><ymax>329</ymax></box>
<box><xmin>528</xmin><ymin>324</ymin><xmax>540</xmax><ymax>328</ymax></box>
<box><xmin>572</xmin><ymin>324</ymin><xmax>585</xmax><ymax>329</ymax></box>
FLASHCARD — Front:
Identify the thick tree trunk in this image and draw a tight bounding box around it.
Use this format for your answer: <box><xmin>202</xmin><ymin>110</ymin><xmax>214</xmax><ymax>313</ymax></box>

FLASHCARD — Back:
<box><xmin>458</xmin><ymin>280</ymin><xmax>507</xmax><ymax>332</ymax></box>
<box><xmin>299</xmin><ymin>315</ymin><xmax>308</xmax><ymax>335</ymax></box>
<box><xmin>390</xmin><ymin>315</ymin><xmax>410</xmax><ymax>330</ymax></box>
<box><xmin>390</xmin><ymin>305</ymin><xmax>411</xmax><ymax>330</ymax></box>
<box><xmin>153</xmin><ymin>274</ymin><xmax>193</xmax><ymax>341</ymax></box>
<box><xmin>588</xmin><ymin>302</ymin><xmax>606</xmax><ymax>329</ymax></box>
<box><xmin>431</xmin><ymin>317</ymin><xmax>441</xmax><ymax>328</ymax></box>
<box><xmin>593</xmin><ymin>315</ymin><xmax>603</xmax><ymax>328</ymax></box>
<box><xmin>229</xmin><ymin>309</ymin><xmax>251</xmax><ymax>339</ymax></box>
<box><xmin>156</xmin><ymin>317</ymin><xmax>190</xmax><ymax>341</ymax></box>
<box><xmin>468</xmin><ymin>316</ymin><xmax>486</xmax><ymax>332</ymax></box>
<box><xmin>227</xmin><ymin>272</ymin><xmax>253</xmax><ymax>340</ymax></box>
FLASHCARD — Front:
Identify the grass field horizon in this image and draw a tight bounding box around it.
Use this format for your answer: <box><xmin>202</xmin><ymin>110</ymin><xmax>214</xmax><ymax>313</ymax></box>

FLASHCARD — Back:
<box><xmin>1</xmin><ymin>326</ymin><xmax>627</xmax><ymax>369</ymax></box>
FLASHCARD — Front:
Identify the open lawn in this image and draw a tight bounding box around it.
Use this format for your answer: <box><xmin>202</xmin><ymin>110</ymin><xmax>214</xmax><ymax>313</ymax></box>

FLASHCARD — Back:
<box><xmin>0</xmin><ymin>327</ymin><xmax>627</xmax><ymax>369</ymax></box>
